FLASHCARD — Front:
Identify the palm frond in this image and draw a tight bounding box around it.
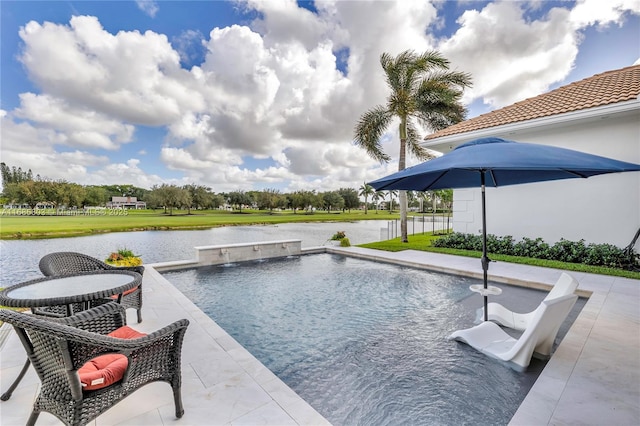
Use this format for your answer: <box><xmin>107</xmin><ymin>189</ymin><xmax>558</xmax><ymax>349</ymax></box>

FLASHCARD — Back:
<box><xmin>406</xmin><ymin>121</ymin><xmax>435</xmax><ymax>161</ymax></box>
<box><xmin>422</xmin><ymin>69</ymin><xmax>473</xmax><ymax>89</ymax></box>
<box><xmin>353</xmin><ymin>106</ymin><xmax>393</xmax><ymax>163</ymax></box>
<box><xmin>413</xmin><ymin>50</ymin><xmax>449</xmax><ymax>71</ymax></box>
<box><xmin>382</xmin><ymin>50</ymin><xmax>421</xmax><ymax>95</ymax></box>
<box><xmin>414</xmin><ymin>79</ymin><xmax>470</xmax><ymax>130</ymax></box>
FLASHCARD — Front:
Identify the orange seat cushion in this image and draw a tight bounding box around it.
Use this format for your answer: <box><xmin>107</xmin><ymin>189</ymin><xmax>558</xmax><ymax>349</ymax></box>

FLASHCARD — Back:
<box><xmin>110</xmin><ymin>286</ymin><xmax>139</xmax><ymax>299</ymax></box>
<box><xmin>78</xmin><ymin>354</ymin><xmax>128</xmax><ymax>391</ymax></box>
<box><xmin>107</xmin><ymin>326</ymin><xmax>147</xmax><ymax>339</ymax></box>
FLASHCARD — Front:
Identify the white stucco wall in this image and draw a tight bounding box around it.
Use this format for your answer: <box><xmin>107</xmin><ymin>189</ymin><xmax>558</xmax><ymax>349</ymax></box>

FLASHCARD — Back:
<box><xmin>438</xmin><ymin>108</ymin><xmax>640</xmax><ymax>250</ymax></box>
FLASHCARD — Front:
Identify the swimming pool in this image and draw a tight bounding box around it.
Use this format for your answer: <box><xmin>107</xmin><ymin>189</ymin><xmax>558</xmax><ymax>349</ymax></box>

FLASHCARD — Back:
<box><xmin>164</xmin><ymin>253</ymin><xmax>582</xmax><ymax>425</ymax></box>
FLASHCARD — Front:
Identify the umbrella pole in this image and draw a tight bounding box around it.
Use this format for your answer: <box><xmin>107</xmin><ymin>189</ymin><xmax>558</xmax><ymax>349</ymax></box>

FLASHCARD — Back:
<box><xmin>481</xmin><ymin>171</ymin><xmax>489</xmax><ymax>321</ymax></box>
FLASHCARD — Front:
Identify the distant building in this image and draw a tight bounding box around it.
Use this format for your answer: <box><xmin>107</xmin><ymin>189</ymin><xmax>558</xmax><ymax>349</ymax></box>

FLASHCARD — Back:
<box><xmin>106</xmin><ymin>196</ymin><xmax>146</xmax><ymax>209</ymax></box>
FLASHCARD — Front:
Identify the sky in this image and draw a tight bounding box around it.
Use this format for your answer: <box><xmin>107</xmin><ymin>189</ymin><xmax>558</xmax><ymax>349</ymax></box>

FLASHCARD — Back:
<box><xmin>1</xmin><ymin>0</ymin><xmax>639</xmax><ymax>194</ymax></box>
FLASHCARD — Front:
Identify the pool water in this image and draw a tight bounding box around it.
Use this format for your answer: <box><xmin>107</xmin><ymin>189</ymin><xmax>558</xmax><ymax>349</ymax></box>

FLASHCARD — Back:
<box><xmin>164</xmin><ymin>254</ymin><xmax>581</xmax><ymax>425</ymax></box>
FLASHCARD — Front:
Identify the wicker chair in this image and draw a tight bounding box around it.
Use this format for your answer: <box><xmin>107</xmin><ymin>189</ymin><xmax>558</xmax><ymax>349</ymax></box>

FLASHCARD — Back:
<box><xmin>39</xmin><ymin>252</ymin><xmax>144</xmax><ymax>322</ymax></box>
<box><xmin>0</xmin><ymin>303</ymin><xmax>189</xmax><ymax>426</ymax></box>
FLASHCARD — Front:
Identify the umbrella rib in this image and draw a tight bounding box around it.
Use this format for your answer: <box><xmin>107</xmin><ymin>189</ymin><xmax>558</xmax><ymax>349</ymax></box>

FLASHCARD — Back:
<box><xmin>428</xmin><ymin>170</ymin><xmax>450</xmax><ymax>190</ymax></box>
<box><xmin>488</xmin><ymin>169</ymin><xmax>498</xmax><ymax>187</ymax></box>
<box><xmin>562</xmin><ymin>169</ymin><xmax>590</xmax><ymax>178</ymax></box>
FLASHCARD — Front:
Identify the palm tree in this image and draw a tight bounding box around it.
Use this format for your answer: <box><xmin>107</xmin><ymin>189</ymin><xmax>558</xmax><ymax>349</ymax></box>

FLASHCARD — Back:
<box><xmin>359</xmin><ymin>183</ymin><xmax>374</xmax><ymax>214</ymax></box>
<box><xmin>354</xmin><ymin>50</ymin><xmax>472</xmax><ymax>243</ymax></box>
<box><xmin>388</xmin><ymin>189</ymin><xmax>398</xmax><ymax>211</ymax></box>
<box><xmin>373</xmin><ymin>190</ymin><xmax>384</xmax><ymax>214</ymax></box>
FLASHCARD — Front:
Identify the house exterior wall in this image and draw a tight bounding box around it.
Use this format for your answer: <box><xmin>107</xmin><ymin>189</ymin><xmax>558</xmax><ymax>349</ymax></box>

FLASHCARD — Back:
<box><xmin>439</xmin><ymin>110</ymin><xmax>640</xmax><ymax>250</ymax></box>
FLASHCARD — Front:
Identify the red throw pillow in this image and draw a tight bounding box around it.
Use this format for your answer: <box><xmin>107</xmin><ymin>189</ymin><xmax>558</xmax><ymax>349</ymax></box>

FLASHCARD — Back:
<box><xmin>78</xmin><ymin>354</ymin><xmax>128</xmax><ymax>391</ymax></box>
<box><xmin>107</xmin><ymin>326</ymin><xmax>147</xmax><ymax>339</ymax></box>
<box><xmin>110</xmin><ymin>286</ymin><xmax>139</xmax><ymax>299</ymax></box>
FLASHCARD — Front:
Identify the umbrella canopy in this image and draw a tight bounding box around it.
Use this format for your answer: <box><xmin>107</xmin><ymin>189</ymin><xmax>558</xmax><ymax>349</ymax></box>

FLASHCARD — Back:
<box><xmin>368</xmin><ymin>137</ymin><xmax>640</xmax><ymax>320</ymax></box>
<box><xmin>369</xmin><ymin>137</ymin><xmax>640</xmax><ymax>191</ymax></box>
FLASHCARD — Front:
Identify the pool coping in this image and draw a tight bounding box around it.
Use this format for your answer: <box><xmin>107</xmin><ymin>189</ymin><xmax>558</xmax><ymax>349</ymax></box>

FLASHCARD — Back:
<box><xmin>1</xmin><ymin>246</ymin><xmax>638</xmax><ymax>425</ymax></box>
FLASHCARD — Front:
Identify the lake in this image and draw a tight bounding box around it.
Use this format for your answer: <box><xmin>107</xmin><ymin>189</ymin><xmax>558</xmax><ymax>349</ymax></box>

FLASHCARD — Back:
<box><xmin>0</xmin><ymin>218</ymin><xmax>447</xmax><ymax>286</ymax></box>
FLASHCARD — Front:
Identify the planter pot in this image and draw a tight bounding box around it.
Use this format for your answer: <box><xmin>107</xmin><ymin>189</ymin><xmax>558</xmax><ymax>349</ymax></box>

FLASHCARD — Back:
<box><xmin>105</xmin><ymin>257</ymin><xmax>143</xmax><ymax>267</ymax></box>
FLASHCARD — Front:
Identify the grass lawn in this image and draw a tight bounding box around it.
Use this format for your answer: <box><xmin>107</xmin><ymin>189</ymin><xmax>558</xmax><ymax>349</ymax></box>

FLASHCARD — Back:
<box><xmin>2</xmin><ymin>210</ymin><xmax>637</xmax><ymax>279</ymax></box>
<box><xmin>0</xmin><ymin>209</ymin><xmax>400</xmax><ymax>239</ymax></box>
<box><xmin>360</xmin><ymin>232</ymin><xmax>640</xmax><ymax>280</ymax></box>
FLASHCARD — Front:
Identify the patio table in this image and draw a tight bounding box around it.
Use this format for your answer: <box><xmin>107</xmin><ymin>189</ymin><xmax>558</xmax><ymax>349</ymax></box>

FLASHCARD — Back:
<box><xmin>0</xmin><ymin>270</ymin><xmax>141</xmax><ymax>401</ymax></box>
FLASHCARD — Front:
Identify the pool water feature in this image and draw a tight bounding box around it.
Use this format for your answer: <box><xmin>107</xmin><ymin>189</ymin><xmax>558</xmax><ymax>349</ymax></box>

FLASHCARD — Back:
<box><xmin>164</xmin><ymin>253</ymin><xmax>583</xmax><ymax>425</ymax></box>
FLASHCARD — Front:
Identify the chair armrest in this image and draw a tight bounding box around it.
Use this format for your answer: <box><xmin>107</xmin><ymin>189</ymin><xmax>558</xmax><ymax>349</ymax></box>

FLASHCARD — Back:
<box><xmin>65</xmin><ymin>319</ymin><xmax>190</xmax><ymax>369</ymax></box>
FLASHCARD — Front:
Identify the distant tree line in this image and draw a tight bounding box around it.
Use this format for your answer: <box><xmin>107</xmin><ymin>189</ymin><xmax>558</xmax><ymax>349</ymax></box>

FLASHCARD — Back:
<box><xmin>0</xmin><ymin>162</ymin><xmax>452</xmax><ymax>215</ymax></box>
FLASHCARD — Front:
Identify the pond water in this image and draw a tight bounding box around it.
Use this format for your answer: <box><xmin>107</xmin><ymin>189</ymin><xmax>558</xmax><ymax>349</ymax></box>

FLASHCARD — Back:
<box><xmin>0</xmin><ymin>219</ymin><xmax>445</xmax><ymax>286</ymax></box>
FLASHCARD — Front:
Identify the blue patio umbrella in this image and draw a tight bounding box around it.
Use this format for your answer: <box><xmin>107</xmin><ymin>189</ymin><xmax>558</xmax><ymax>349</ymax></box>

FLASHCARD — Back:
<box><xmin>368</xmin><ymin>137</ymin><xmax>640</xmax><ymax>320</ymax></box>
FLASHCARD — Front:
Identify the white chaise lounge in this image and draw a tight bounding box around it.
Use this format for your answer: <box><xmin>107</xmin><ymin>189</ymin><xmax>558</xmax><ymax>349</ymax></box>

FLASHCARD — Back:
<box><xmin>484</xmin><ymin>272</ymin><xmax>579</xmax><ymax>331</ymax></box>
<box><xmin>449</xmin><ymin>293</ymin><xmax>578</xmax><ymax>370</ymax></box>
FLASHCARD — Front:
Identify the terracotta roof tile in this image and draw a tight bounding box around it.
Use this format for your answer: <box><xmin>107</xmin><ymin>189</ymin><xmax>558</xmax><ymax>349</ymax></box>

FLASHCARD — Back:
<box><xmin>426</xmin><ymin>65</ymin><xmax>640</xmax><ymax>140</ymax></box>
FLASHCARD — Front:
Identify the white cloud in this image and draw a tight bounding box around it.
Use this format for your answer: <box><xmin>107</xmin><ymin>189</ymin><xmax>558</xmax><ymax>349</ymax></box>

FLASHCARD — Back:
<box><xmin>439</xmin><ymin>0</ymin><xmax>640</xmax><ymax>108</ymax></box>
<box><xmin>3</xmin><ymin>0</ymin><xmax>639</xmax><ymax>193</ymax></box>
<box><xmin>569</xmin><ymin>0</ymin><xmax>640</xmax><ymax>28</ymax></box>
<box><xmin>246</xmin><ymin>0</ymin><xmax>327</xmax><ymax>50</ymax></box>
<box><xmin>18</xmin><ymin>16</ymin><xmax>203</xmax><ymax>126</ymax></box>
<box><xmin>89</xmin><ymin>158</ymin><xmax>168</xmax><ymax>188</ymax></box>
<box><xmin>0</xmin><ymin>112</ymin><xmax>110</xmax><ymax>181</ymax></box>
<box><xmin>135</xmin><ymin>0</ymin><xmax>159</xmax><ymax>18</ymax></box>
<box><xmin>15</xmin><ymin>93</ymin><xmax>134</xmax><ymax>149</ymax></box>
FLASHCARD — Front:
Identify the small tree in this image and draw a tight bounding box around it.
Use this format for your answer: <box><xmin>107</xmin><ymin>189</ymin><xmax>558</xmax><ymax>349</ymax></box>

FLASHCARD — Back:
<box><xmin>387</xmin><ymin>190</ymin><xmax>398</xmax><ymax>211</ymax></box>
<box><xmin>359</xmin><ymin>183</ymin><xmax>374</xmax><ymax>214</ymax></box>
<box><xmin>184</xmin><ymin>184</ymin><xmax>213</xmax><ymax>213</ymax></box>
<box><xmin>228</xmin><ymin>191</ymin><xmax>254</xmax><ymax>212</ymax></box>
<box><xmin>322</xmin><ymin>191</ymin><xmax>344</xmax><ymax>212</ymax></box>
<box><xmin>149</xmin><ymin>184</ymin><xmax>190</xmax><ymax>215</ymax></box>
<box><xmin>338</xmin><ymin>188</ymin><xmax>360</xmax><ymax>212</ymax></box>
<box><xmin>373</xmin><ymin>190</ymin><xmax>385</xmax><ymax>214</ymax></box>
<box><xmin>257</xmin><ymin>188</ymin><xmax>284</xmax><ymax>212</ymax></box>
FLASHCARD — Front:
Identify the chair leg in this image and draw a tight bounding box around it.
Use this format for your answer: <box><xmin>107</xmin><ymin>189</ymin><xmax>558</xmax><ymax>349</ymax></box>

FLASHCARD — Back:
<box><xmin>26</xmin><ymin>411</ymin><xmax>40</xmax><ymax>426</ymax></box>
<box><xmin>173</xmin><ymin>387</ymin><xmax>184</xmax><ymax>418</ymax></box>
<box><xmin>136</xmin><ymin>308</ymin><xmax>143</xmax><ymax>323</ymax></box>
<box><xmin>1</xmin><ymin>358</ymin><xmax>31</xmax><ymax>401</ymax></box>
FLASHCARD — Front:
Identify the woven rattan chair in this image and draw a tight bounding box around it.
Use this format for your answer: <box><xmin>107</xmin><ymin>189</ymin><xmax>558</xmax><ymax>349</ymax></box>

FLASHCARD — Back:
<box><xmin>39</xmin><ymin>252</ymin><xmax>144</xmax><ymax>322</ymax></box>
<box><xmin>0</xmin><ymin>303</ymin><xmax>189</xmax><ymax>426</ymax></box>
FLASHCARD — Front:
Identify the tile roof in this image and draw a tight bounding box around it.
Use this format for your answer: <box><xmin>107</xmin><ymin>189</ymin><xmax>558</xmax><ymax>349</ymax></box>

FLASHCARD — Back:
<box><xmin>426</xmin><ymin>64</ymin><xmax>640</xmax><ymax>140</ymax></box>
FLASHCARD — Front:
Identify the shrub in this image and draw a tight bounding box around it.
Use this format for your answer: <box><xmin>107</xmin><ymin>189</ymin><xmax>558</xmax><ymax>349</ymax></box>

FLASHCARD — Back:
<box><xmin>513</xmin><ymin>237</ymin><xmax>551</xmax><ymax>259</ymax></box>
<box><xmin>433</xmin><ymin>232</ymin><xmax>481</xmax><ymax>250</ymax></box>
<box><xmin>486</xmin><ymin>235</ymin><xmax>516</xmax><ymax>255</ymax></box>
<box><xmin>340</xmin><ymin>237</ymin><xmax>351</xmax><ymax>247</ymax></box>
<box><xmin>331</xmin><ymin>231</ymin><xmax>346</xmax><ymax>240</ymax></box>
<box><xmin>433</xmin><ymin>233</ymin><xmax>639</xmax><ymax>271</ymax></box>
<box><xmin>549</xmin><ymin>239</ymin><xmax>588</xmax><ymax>263</ymax></box>
<box><xmin>584</xmin><ymin>243</ymin><xmax>637</xmax><ymax>269</ymax></box>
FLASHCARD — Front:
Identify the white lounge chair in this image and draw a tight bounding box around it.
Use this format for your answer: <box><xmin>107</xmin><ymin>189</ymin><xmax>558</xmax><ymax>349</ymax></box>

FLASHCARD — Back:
<box><xmin>449</xmin><ymin>293</ymin><xmax>578</xmax><ymax>370</ymax></box>
<box><xmin>484</xmin><ymin>272</ymin><xmax>579</xmax><ymax>331</ymax></box>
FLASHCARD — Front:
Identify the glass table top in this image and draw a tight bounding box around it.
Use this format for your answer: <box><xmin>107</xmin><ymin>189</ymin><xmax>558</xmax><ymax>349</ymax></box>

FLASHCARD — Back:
<box><xmin>5</xmin><ymin>273</ymin><xmax>135</xmax><ymax>300</ymax></box>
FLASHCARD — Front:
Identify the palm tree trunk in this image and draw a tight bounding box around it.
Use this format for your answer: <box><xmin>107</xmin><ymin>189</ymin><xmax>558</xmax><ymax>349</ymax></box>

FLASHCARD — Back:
<box><xmin>398</xmin><ymin>119</ymin><xmax>408</xmax><ymax>243</ymax></box>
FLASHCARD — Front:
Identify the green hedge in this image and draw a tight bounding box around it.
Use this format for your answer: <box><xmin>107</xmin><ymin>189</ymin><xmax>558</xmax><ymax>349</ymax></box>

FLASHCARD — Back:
<box><xmin>433</xmin><ymin>233</ymin><xmax>639</xmax><ymax>270</ymax></box>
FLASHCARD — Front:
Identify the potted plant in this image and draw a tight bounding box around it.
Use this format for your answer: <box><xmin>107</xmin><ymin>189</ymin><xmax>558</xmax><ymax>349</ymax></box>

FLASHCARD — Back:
<box><xmin>105</xmin><ymin>248</ymin><xmax>143</xmax><ymax>267</ymax></box>
<box><xmin>327</xmin><ymin>231</ymin><xmax>350</xmax><ymax>247</ymax></box>
<box><xmin>331</xmin><ymin>231</ymin><xmax>346</xmax><ymax>241</ymax></box>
